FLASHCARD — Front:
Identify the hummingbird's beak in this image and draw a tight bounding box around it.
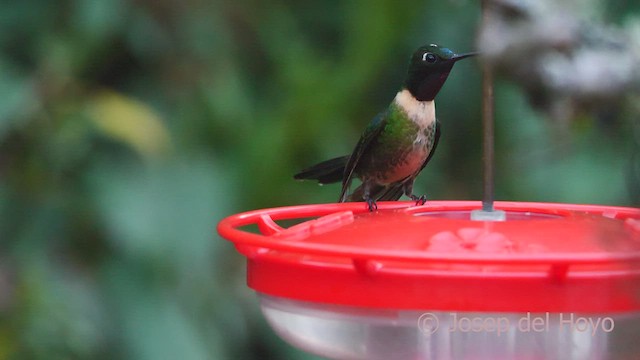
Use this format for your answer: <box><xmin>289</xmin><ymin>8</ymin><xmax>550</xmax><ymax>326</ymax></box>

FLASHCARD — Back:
<box><xmin>451</xmin><ymin>52</ymin><xmax>479</xmax><ymax>62</ymax></box>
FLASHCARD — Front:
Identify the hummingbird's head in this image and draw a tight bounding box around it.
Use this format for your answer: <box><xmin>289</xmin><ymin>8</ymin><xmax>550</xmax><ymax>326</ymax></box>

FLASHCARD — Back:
<box><xmin>405</xmin><ymin>44</ymin><xmax>476</xmax><ymax>101</ymax></box>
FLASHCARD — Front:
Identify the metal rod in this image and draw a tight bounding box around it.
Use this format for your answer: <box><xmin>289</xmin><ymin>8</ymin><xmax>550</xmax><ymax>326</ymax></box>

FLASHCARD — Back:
<box><xmin>472</xmin><ymin>0</ymin><xmax>505</xmax><ymax>221</ymax></box>
<box><xmin>481</xmin><ymin>0</ymin><xmax>495</xmax><ymax>212</ymax></box>
<box><xmin>481</xmin><ymin>58</ymin><xmax>495</xmax><ymax>211</ymax></box>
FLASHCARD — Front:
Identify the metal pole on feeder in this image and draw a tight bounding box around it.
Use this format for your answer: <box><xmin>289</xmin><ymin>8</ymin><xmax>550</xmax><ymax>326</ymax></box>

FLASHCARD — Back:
<box><xmin>472</xmin><ymin>0</ymin><xmax>506</xmax><ymax>221</ymax></box>
<box><xmin>481</xmin><ymin>42</ymin><xmax>495</xmax><ymax>211</ymax></box>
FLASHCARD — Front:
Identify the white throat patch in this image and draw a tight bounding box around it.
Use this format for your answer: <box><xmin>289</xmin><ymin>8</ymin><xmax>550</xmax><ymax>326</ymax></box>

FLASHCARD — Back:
<box><xmin>394</xmin><ymin>89</ymin><xmax>436</xmax><ymax>128</ymax></box>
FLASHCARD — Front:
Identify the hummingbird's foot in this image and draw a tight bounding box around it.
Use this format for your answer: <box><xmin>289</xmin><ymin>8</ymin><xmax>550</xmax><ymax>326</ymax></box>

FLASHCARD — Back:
<box><xmin>410</xmin><ymin>194</ymin><xmax>427</xmax><ymax>206</ymax></box>
<box><xmin>366</xmin><ymin>198</ymin><xmax>378</xmax><ymax>212</ymax></box>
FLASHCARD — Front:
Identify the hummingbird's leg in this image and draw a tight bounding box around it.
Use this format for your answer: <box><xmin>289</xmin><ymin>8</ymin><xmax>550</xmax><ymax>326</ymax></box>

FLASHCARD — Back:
<box><xmin>411</xmin><ymin>194</ymin><xmax>427</xmax><ymax>206</ymax></box>
<box><xmin>362</xmin><ymin>182</ymin><xmax>378</xmax><ymax>212</ymax></box>
<box><xmin>403</xmin><ymin>180</ymin><xmax>427</xmax><ymax>205</ymax></box>
<box><xmin>366</xmin><ymin>198</ymin><xmax>378</xmax><ymax>212</ymax></box>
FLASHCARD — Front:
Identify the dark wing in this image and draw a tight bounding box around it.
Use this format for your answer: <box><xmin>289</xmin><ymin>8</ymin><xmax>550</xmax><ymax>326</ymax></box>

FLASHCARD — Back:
<box><xmin>376</xmin><ymin>120</ymin><xmax>441</xmax><ymax>201</ymax></box>
<box><xmin>338</xmin><ymin>112</ymin><xmax>387</xmax><ymax>202</ymax></box>
<box><xmin>418</xmin><ymin>120</ymin><xmax>441</xmax><ymax>173</ymax></box>
<box><xmin>376</xmin><ymin>183</ymin><xmax>404</xmax><ymax>201</ymax></box>
<box><xmin>293</xmin><ymin>155</ymin><xmax>349</xmax><ymax>184</ymax></box>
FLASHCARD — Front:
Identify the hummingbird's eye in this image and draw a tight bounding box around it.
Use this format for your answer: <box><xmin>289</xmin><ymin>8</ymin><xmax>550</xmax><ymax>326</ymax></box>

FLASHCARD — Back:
<box><xmin>422</xmin><ymin>52</ymin><xmax>438</xmax><ymax>63</ymax></box>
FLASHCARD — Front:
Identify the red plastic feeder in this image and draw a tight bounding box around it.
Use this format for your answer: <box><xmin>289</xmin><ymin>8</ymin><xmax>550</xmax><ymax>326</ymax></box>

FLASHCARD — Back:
<box><xmin>217</xmin><ymin>201</ymin><xmax>640</xmax><ymax>359</ymax></box>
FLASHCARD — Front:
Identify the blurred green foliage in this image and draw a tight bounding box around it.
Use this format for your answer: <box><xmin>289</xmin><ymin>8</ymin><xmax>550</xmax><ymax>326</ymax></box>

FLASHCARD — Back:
<box><xmin>0</xmin><ymin>0</ymin><xmax>637</xmax><ymax>359</ymax></box>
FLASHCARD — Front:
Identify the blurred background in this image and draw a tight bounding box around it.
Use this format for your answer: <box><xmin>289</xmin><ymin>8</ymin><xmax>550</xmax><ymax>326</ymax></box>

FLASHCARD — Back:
<box><xmin>0</xmin><ymin>0</ymin><xmax>638</xmax><ymax>359</ymax></box>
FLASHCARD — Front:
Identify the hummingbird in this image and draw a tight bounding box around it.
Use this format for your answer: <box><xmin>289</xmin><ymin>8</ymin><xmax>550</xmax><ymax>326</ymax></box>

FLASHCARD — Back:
<box><xmin>294</xmin><ymin>44</ymin><xmax>476</xmax><ymax>211</ymax></box>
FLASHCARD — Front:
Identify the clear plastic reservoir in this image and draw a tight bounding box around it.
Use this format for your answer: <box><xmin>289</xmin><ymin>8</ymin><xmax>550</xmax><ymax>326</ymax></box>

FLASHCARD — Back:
<box><xmin>260</xmin><ymin>294</ymin><xmax>640</xmax><ymax>360</ymax></box>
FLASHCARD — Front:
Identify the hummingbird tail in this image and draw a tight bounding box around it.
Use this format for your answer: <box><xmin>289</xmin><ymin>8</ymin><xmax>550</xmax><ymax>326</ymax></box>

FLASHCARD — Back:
<box><xmin>346</xmin><ymin>182</ymin><xmax>405</xmax><ymax>203</ymax></box>
<box><xmin>345</xmin><ymin>185</ymin><xmax>363</xmax><ymax>202</ymax></box>
<box><xmin>377</xmin><ymin>184</ymin><xmax>405</xmax><ymax>201</ymax></box>
<box><xmin>346</xmin><ymin>183</ymin><xmax>389</xmax><ymax>203</ymax></box>
<box><xmin>293</xmin><ymin>155</ymin><xmax>349</xmax><ymax>185</ymax></box>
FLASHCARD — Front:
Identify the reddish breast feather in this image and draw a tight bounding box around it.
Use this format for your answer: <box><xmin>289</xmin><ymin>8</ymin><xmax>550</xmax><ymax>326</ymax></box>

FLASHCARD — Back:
<box><xmin>381</xmin><ymin>146</ymin><xmax>428</xmax><ymax>184</ymax></box>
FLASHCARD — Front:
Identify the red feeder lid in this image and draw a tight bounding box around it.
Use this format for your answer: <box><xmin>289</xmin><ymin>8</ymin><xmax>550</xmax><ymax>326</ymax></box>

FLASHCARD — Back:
<box><xmin>217</xmin><ymin>201</ymin><xmax>640</xmax><ymax>313</ymax></box>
